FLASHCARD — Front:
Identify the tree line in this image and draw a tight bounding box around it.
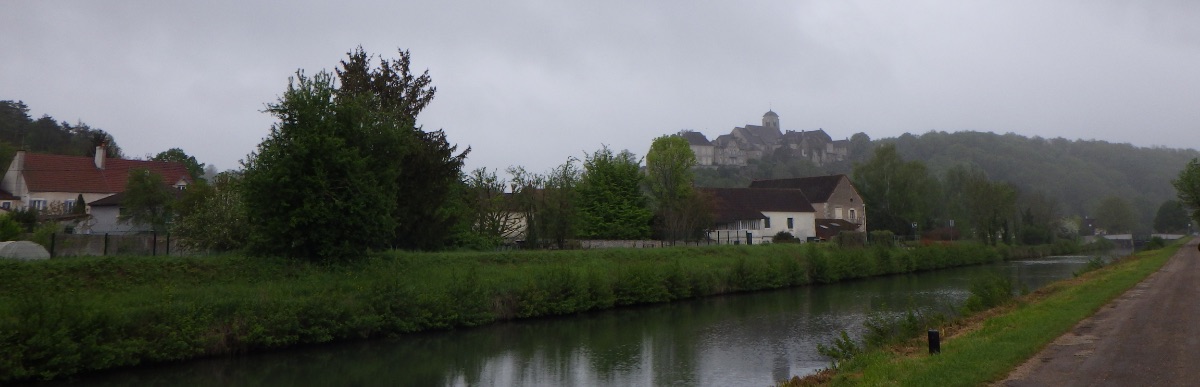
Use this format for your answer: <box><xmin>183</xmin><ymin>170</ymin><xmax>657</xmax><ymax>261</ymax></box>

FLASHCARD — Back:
<box><xmin>0</xmin><ymin>100</ymin><xmax>124</xmax><ymax>171</ymax></box>
<box><xmin>136</xmin><ymin>48</ymin><xmax>711</xmax><ymax>262</ymax></box>
<box><xmin>850</xmin><ymin>143</ymin><xmax>1194</xmax><ymax>243</ymax></box>
<box><xmin>9</xmin><ymin>47</ymin><xmax>1199</xmax><ymax>259</ymax></box>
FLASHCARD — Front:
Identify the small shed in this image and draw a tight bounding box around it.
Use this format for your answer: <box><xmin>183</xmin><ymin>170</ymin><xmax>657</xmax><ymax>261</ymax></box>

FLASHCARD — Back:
<box><xmin>0</xmin><ymin>241</ymin><xmax>51</xmax><ymax>260</ymax></box>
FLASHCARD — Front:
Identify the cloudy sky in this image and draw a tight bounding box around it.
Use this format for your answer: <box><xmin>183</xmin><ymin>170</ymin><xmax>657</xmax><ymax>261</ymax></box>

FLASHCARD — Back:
<box><xmin>3</xmin><ymin>1</ymin><xmax>1198</xmax><ymax>174</ymax></box>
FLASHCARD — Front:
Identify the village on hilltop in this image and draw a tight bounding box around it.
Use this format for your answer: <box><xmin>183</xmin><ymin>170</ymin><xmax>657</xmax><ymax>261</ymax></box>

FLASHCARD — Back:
<box><xmin>677</xmin><ymin>111</ymin><xmax>850</xmax><ymax>168</ymax></box>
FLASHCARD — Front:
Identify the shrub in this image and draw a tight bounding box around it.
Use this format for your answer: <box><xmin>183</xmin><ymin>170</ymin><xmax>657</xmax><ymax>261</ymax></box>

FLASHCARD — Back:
<box><xmin>962</xmin><ymin>274</ymin><xmax>1015</xmax><ymax>313</ymax></box>
<box><xmin>1073</xmin><ymin>257</ymin><xmax>1106</xmax><ymax>277</ymax></box>
<box><xmin>1143</xmin><ymin>236</ymin><xmax>1166</xmax><ymax>251</ymax></box>
<box><xmin>772</xmin><ymin>231</ymin><xmax>800</xmax><ymax>244</ymax></box>
<box><xmin>817</xmin><ymin>331</ymin><xmax>861</xmax><ymax>368</ymax></box>
<box><xmin>27</xmin><ymin>223</ymin><xmax>61</xmax><ymax>249</ymax></box>
<box><xmin>0</xmin><ymin>214</ymin><xmax>21</xmax><ymax>241</ymax></box>
<box><xmin>868</xmin><ymin>231</ymin><xmax>896</xmax><ymax>247</ymax></box>
<box><xmin>834</xmin><ymin>231</ymin><xmax>866</xmax><ymax>248</ymax></box>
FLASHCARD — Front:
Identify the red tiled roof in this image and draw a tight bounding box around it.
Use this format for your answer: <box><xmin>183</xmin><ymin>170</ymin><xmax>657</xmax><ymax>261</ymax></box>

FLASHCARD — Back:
<box><xmin>0</xmin><ymin>190</ymin><xmax>18</xmax><ymax>200</ymax></box>
<box><xmin>749</xmin><ymin>174</ymin><xmax>849</xmax><ymax>203</ymax></box>
<box><xmin>701</xmin><ymin>187</ymin><xmax>814</xmax><ymax>224</ymax></box>
<box><xmin>816</xmin><ymin>218</ymin><xmax>860</xmax><ymax>239</ymax></box>
<box><xmin>21</xmin><ymin>153</ymin><xmax>192</xmax><ymax>194</ymax></box>
<box><xmin>88</xmin><ymin>189</ymin><xmax>185</xmax><ymax>207</ymax></box>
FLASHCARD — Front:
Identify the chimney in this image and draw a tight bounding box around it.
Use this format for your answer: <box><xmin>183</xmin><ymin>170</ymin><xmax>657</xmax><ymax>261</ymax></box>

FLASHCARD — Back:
<box><xmin>94</xmin><ymin>145</ymin><xmax>106</xmax><ymax>169</ymax></box>
<box><xmin>13</xmin><ymin>150</ymin><xmax>24</xmax><ymax>172</ymax></box>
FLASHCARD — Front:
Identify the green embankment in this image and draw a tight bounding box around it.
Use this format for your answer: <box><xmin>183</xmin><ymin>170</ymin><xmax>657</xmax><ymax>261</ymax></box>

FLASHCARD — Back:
<box><xmin>816</xmin><ymin>238</ymin><xmax>1186</xmax><ymax>386</ymax></box>
<box><xmin>0</xmin><ymin>242</ymin><xmax>1071</xmax><ymax>382</ymax></box>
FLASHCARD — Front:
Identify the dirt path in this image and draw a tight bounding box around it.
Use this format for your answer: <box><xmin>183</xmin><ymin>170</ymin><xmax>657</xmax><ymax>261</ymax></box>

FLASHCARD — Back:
<box><xmin>999</xmin><ymin>239</ymin><xmax>1200</xmax><ymax>387</ymax></box>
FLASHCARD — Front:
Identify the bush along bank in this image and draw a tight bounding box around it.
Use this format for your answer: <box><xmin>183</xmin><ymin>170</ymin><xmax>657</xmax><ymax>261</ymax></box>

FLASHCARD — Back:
<box><xmin>0</xmin><ymin>241</ymin><xmax>1080</xmax><ymax>382</ymax></box>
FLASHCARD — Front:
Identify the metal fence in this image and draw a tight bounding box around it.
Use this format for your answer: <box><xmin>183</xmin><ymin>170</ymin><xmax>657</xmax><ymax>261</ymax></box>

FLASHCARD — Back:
<box><xmin>46</xmin><ymin>232</ymin><xmax>188</xmax><ymax>258</ymax></box>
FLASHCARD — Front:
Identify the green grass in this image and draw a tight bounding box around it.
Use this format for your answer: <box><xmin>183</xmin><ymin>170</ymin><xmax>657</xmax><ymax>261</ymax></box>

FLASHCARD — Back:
<box><xmin>0</xmin><ymin>241</ymin><xmax>1066</xmax><ymax>382</ymax></box>
<box><xmin>818</xmin><ymin>238</ymin><xmax>1186</xmax><ymax>386</ymax></box>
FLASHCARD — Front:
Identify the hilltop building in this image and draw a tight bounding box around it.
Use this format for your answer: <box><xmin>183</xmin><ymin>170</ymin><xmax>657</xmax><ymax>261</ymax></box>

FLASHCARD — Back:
<box><xmin>678</xmin><ymin>110</ymin><xmax>849</xmax><ymax>167</ymax></box>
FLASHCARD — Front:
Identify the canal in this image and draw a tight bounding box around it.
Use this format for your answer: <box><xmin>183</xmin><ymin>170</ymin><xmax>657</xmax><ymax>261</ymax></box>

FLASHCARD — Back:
<box><xmin>41</xmin><ymin>251</ymin><xmax>1125</xmax><ymax>387</ymax></box>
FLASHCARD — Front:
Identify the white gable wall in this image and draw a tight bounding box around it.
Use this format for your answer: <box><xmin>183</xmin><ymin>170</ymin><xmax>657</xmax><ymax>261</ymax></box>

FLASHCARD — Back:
<box><xmin>762</xmin><ymin>211</ymin><xmax>816</xmax><ymax>240</ymax></box>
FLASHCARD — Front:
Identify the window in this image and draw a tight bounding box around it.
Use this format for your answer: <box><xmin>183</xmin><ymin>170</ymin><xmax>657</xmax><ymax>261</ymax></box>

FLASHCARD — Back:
<box><xmin>31</xmin><ymin>199</ymin><xmax>46</xmax><ymax>211</ymax></box>
<box><xmin>834</xmin><ymin>207</ymin><xmax>844</xmax><ymax>219</ymax></box>
<box><xmin>849</xmin><ymin>209</ymin><xmax>857</xmax><ymax>222</ymax></box>
<box><xmin>787</xmin><ymin>217</ymin><xmax>794</xmax><ymax>229</ymax></box>
<box><xmin>0</xmin><ymin>201</ymin><xmax>8</xmax><ymax>210</ymax></box>
<box><xmin>65</xmin><ymin>199</ymin><xmax>75</xmax><ymax>213</ymax></box>
<box><xmin>764</xmin><ymin>217</ymin><xmax>771</xmax><ymax>229</ymax></box>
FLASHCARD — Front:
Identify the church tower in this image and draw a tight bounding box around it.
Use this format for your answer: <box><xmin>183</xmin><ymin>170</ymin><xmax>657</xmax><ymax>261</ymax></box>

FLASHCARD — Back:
<box><xmin>762</xmin><ymin>110</ymin><xmax>779</xmax><ymax>129</ymax></box>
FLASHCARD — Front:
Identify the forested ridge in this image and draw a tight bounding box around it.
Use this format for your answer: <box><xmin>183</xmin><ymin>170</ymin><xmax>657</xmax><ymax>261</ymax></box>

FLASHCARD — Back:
<box><xmin>696</xmin><ymin>130</ymin><xmax>1199</xmax><ymax>230</ymax></box>
<box><xmin>0</xmin><ymin>100</ymin><xmax>123</xmax><ymax>172</ymax></box>
<box><xmin>888</xmin><ymin>131</ymin><xmax>1197</xmax><ymax>227</ymax></box>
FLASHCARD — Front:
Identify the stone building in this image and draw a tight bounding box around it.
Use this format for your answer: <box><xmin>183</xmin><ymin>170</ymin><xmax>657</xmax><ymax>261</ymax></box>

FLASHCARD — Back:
<box><xmin>677</xmin><ymin>110</ymin><xmax>849</xmax><ymax>168</ymax></box>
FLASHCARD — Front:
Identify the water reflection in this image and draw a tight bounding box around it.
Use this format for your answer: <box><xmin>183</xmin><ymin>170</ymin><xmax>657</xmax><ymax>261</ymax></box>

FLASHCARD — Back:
<box><xmin>35</xmin><ymin>251</ymin><xmax>1123</xmax><ymax>387</ymax></box>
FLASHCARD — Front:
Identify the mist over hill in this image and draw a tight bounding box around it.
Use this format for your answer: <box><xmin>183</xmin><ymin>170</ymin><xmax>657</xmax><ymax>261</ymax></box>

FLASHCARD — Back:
<box><xmin>695</xmin><ymin>130</ymin><xmax>1199</xmax><ymax>230</ymax></box>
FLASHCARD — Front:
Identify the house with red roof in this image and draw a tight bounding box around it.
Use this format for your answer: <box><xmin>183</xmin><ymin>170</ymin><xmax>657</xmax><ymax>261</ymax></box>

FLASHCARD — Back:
<box><xmin>0</xmin><ymin>146</ymin><xmax>192</xmax><ymax>233</ymax></box>
<box><xmin>749</xmin><ymin>174</ymin><xmax>866</xmax><ymax>232</ymax></box>
<box><xmin>701</xmin><ymin>187</ymin><xmax>817</xmax><ymax>244</ymax></box>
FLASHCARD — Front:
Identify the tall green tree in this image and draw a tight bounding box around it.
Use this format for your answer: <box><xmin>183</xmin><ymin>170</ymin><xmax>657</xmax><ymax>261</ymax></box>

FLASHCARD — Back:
<box><xmin>1174</xmin><ymin>158</ymin><xmax>1200</xmax><ymax>226</ymax></box>
<box><xmin>462</xmin><ymin>167</ymin><xmax>524</xmax><ymax>248</ymax></box>
<box><xmin>938</xmin><ymin>165</ymin><xmax>1018</xmax><ymax>245</ymax></box>
<box><xmin>852</xmin><ymin>143</ymin><xmax>938</xmax><ymax>235</ymax></box>
<box><xmin>1017</xmin><ymin>190</ymin><xmax>1060</xmax><ymax>244</ymax></box>
<box><xmin>72</xmin><ymin>193</ymin><xmax>86</xmax><ymax>215</ymax></box>
<box><xmin>502</xmin><ymin>160</ymin><xmax>582</xmax><ymax>249</ymax></box>
<box><xmin>577</xmin><ymin>146</ymin><xmax>652</xmax><ymax>239</ymax></box>
<box><xmin>119</xmin><ymin>168</ymin><xmax>174</xmax><ymax>232</ymax></box>
<box><xmin>507</xmin><ymin>165</ymin><xmax>545</xmax><ymax>246</ymax></box>
<box><xmin>242</xmin><ymin>71</ymin><xmax>398</xmax><ymax>261</ymax></box>
<box><xmin>1093</xmin><ymin>196</ymin><xmax>1137</xmax><ymax>234</ymax></box>
<box><xmin>1153</xmin><ymin>199</ymin><xmax>1190</xmax><ymax>234</ymax></box>
<box><xmin>965</xmin><ymin>177</ymin><xmax>1018</xmax><ymax>246</ymax></box>
<box><xmin>541</xmin><ymin>159</ymin><xmax>582</xmax><ymax>248</ymax></box>
<box><xmin>173</xmin><ymin>172</ymin><xmax>249</xmax><ymax>252</ymax></box>
<box><xmin>336</xmin><ymin>47</ymin><xmax>468</xmax><ymax>250</ymax></box>
<box><xmin>152</xmin><ymin>148</ymin><xmax>206</xmax><ymax>181</ymax></box>
<box><xmin>646</xmin><ymin>135</ymin><xmax>702</xmax><ymax>241</ymax></box>
<box><xmin>847</xmin><ymin>132</ymin><xmax>872</xmax><ymax>163</ymax></box>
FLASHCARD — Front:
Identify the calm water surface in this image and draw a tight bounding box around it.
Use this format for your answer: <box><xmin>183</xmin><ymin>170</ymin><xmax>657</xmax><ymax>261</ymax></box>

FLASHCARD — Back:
<box><xmin>42</xmin><ymin>251</ymin><xmax>1125</xmax><ymax>387</ymax></box>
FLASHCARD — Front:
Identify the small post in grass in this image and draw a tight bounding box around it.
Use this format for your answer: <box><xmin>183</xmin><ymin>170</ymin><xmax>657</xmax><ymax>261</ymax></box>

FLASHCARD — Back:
<box><xmin>928</xmin><ymin>329</ymin><xmax>941</xmax><ymax>354</ymax></box>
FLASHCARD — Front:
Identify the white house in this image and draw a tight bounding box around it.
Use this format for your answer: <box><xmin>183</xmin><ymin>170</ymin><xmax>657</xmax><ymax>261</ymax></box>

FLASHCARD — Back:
<box><xmin>0</xmin><ymin>146</ymin><xmax>192</xmax><ymax>233</ymax></box>
<box><xmin>702</xmin><ymin>187</ymin><xmax>817</xmax><ymax>244</ymax></box>
<box><xmin>749</xmin><ymin>174</ymin><xmax>867</xmax><ymax>232</ymax></box>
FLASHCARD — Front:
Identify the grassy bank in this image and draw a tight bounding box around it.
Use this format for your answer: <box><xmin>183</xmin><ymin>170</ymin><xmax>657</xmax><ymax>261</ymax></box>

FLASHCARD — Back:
<box><xmin>800</xmin><ymin>238</ymin><xmax>1185</xmax><ymax>386</ymax></box>
<box><xmin>0</xmin><ymin>241</ymin><xmax>1072</xmax><ymax>382</ymax></box>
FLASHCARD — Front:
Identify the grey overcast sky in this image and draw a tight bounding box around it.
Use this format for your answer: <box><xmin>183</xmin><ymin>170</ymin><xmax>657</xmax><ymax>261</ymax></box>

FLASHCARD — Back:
<box><xmin>2</xmin><ymin>1</ymin><xmax>1198</xmax><ymax>174</ymax></box>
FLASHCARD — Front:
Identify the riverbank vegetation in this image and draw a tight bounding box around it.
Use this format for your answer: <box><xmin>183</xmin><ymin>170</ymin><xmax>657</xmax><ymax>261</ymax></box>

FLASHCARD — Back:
<box><xmin>788</xmin><ymin>237</ymin><xmax>1187</xmax><ymax>386</ymax></box>
<box><xmin>0</xmin><ymin>240</ymin><xmax>1099</xmax><ymax>383</ymax></box>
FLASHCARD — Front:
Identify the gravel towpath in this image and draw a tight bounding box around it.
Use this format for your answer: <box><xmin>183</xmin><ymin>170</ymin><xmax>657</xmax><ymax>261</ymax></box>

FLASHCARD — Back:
<box><xmin>999</xmin><ymin>239</ymin><xmax>1200</xmax><ymax>386</ymax></box>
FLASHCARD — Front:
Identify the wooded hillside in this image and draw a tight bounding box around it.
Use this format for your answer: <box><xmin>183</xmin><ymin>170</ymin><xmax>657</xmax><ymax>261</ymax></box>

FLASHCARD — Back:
<box><xmin>0</xmin><ymin>100</ymin><xmax>123</xmax><ymax>172</ymax></box>
<box><xmin>695</xmin><ymin>130</ymin><xmax>1199</xmax><ymax>230</ymax></box>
